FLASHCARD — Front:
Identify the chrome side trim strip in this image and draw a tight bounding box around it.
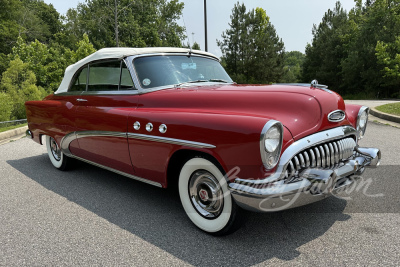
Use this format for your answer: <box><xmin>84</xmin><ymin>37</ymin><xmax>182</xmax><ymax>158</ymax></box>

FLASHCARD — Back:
<box><xmin>68</xmin><ymin>154</ymin><xmax>162</xmax><ymax>188</ymax></box>
<box><xmin>60</xmin><ymin>132</ymin><xmax>78</xmax><ymax>157</ymax></box>
<box><xmin>60</xmin><ymin>131</ymin><xmax>127</xmax><ymax>157</ymax></box>
<box><xmin>59</xmin><ymin>131</ymin><xmax>162</xmax><ymax>187</ymax></box>
<box><xmin>61</xmin><ymin>131</ymin><xmax>215</xmax><ymax>154</ymax></box>
<box><xmin>127</xmin><ymin>133</ymin><xmax>216</xmax><ymax>149</ymax></box>
<box><xmin>75</xmin><ymin>131</ymin><xmax>127</xmax><ymax>139</ymax></box>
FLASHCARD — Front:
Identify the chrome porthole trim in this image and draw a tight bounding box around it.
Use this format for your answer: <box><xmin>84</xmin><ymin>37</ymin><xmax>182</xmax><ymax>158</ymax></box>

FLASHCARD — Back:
<box><xmin>133</xmin><ymin>121</ymin><xmax>141</xmax><ymax>130</ymax></box>
<box><xmin>328</xmin><ymin>110</ymin><xmax>346</xmax><ymax>122</ymax></box>
<box><xmin>159</xmin><ymin>124</ymin><xmax>167</xmax><ymax>133</ymax></box>
<box><xmin>146</xmin><ymin>123</ymin><xmax>153</xmax><ymax>132</ymax></box>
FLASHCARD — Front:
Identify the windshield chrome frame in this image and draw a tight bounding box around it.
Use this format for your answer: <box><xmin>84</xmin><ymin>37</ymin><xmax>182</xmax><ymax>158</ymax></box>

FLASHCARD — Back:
<box><xmin>126</xmin><ymin>53</ymin><xmax>234</xmax><ymax>95</ymax></box>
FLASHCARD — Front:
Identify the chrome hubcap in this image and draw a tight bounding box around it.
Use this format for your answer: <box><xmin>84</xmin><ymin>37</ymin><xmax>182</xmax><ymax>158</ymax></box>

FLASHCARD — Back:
<box><xmin>50</xmin><ymin>138</ymin><xmax>61</xmax><ymax>161</ymax></box>
<box><xmin>188</xmin><ymin>170</ymin><xmax>224</xmax><ymax>219</ymax></box>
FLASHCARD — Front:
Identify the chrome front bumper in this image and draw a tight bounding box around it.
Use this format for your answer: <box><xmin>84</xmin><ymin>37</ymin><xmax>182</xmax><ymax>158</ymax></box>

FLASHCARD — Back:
<box><xmin>229</xmin><ymin>127</ymin><xmax>381</xmax><ymax>212</ymax></box>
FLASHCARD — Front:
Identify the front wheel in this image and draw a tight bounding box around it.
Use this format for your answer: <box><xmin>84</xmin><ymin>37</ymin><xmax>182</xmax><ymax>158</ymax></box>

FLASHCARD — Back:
<box><xmin>46</xmin><ymin>135</ymin><xmax>70</xmax><ymax>171</ymax></box>
<box><xmin>178</xmin><ymin>158</ymin><xmax>244</xmax><ymax>235</ymax></box>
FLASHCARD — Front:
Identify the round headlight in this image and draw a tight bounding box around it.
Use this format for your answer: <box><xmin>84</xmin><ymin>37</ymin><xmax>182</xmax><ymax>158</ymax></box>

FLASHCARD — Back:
<box><xmin>359</xmin><ymin>110</ymin><xmax>368</xmax><ymax>129</ymax></box>
<box><xmin>264</xmin><ymin>126</ymin><xmax>281</xmax><ymax>153</ymax></box>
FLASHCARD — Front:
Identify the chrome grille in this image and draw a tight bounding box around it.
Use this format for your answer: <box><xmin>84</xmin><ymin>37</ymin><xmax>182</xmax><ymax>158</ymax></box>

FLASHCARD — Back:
<box><xmin>284</xmin><ymin>137</ymin><xmax>357</xmax><ymax>183</ymax></box>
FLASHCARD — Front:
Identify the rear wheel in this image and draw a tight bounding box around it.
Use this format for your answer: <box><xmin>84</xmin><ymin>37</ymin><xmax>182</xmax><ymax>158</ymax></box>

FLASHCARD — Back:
<box><xmin>46</xmin><ymin>135</ymin><xmax>70</xmax><ymax>171</ymax></box>
<box><xmin>178</xmin><ymin>158</ymin><xmax>244</xmax><ymax>235</ymax></box>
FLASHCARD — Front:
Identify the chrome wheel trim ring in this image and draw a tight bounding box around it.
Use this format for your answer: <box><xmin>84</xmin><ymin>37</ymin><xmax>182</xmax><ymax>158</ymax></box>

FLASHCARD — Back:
<box><xmin>188</xmin><ymin>170</ymin><xmax>224</xmax><ymax>219</ymax></box>
<box><xmin>50</xmin><ymin>137</ymin><xmax>61</xmax><ymax>161</ymax></box>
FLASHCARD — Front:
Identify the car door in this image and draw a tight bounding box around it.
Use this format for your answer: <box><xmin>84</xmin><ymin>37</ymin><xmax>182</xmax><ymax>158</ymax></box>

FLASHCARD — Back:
<box><xmin>71</xmin><ymin>59</ymin><xmax>139</xmax><ymax>175</ymax></box>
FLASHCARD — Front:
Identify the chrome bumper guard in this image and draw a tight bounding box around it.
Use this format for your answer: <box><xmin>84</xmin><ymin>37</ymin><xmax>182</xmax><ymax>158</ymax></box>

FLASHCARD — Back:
<box><xmin>229</xmin><ymin>126</ymin><xmax>381</xmax><ymax>212</ymax></box>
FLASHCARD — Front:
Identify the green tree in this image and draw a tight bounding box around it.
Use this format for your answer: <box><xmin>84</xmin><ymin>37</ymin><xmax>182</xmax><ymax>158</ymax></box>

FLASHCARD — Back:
<box><xmin>218</xmin><ymin>3</ymin><xmax>285</xmax><ymax>84</ymax></box>
<box><xmin>192</xmin><ymin>42</ymin><xmax>200</xmax><ymax>50</ymax></box>
<box><xmin>376</xmin><ymin>37</ymin><xmax>400</xmax><ymax>97</ymax></box>
<box><xmin>0</xmin><ymin>58</ymin><xmax>46</xmax><ymax>119</ymax></box>
<box><xmin>303</xmin><ymin>0</ymin><xmax>400</xmax><ymax>98</ymax></box>
<box><xmin>8</xmin><ymin>34</ymin><xmax>96</xmax><ymax>93</ymax></box>
<box><xmin>0</xmin><ymin>92</ymin><xmax>13</xmax><ymax>121</ymax></box>
<box><xmin>0</xmin><ymin>0</ymin><xmax>63</xmax><ymax>76</ymax></box>
<box><xmin>281</xmin><ymin>51</ymin><xmax>305</xmax><ymax>83</ymax></box>
<box><xmin>64</xmin><ymin>0</ymin><xmax>185</xmax><ymax>49</ymax></box>
<box><xmin>376</xmin><ymin>37</ymin><xmax>400</xmax><ymax>82</ymax></box>
<box><xmin>218</xmin><ymin>3</ymin><xmax>248</xmax><ymax>83</ymax></box>
<box><xmin>302</xmin><ymin>2</ymin><xmax>349</xmax><ymax>93</ymax></box>
<box><xmin>73</xmin><ymin>34</ymin><xmax>97</xmax><ymax>62</ymax></box>
<box><xmin>10</xmin><ymin>37</ymin><xmax>51</xmax><ymax>90</ymax></box>
<box><xmin>15</xmin><ymin>0</ymin><xmax>62</xmax><ymax>45</ymax></box>
<box><xmin>0</xmin><ymin>0</ymin><xmax>22</xmax><ymax>55</ymax></box>
<box><xmin>22</xmin><ymin>0</ymin><xmax>62</xmax><ymax>37</ymax></box>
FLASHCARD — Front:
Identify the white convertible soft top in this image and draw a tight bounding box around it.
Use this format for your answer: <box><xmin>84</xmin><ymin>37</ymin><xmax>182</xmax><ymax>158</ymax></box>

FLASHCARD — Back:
<box><xmin>55</xmin><ymin>47</ymin><xmax>218</xmax><ymax>94</ymax></box>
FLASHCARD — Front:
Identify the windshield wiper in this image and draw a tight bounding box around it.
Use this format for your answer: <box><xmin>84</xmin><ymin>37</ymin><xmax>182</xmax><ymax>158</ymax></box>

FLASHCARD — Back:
<box><xmin>175</xmin><ymin>79</ymin><xmax>230</xmax><ymax>87</ymax></box>
<box><xmin>186</xmin><ymin>80</ymin><xmax>209</xmax><ymax>83</ymax></box>
<box><xmin>208</xmin><ymin>79</ymin><xmax>229</xmax><ymax>83</ymax></box>
<box><xmin>176</xmin><ymin>80</ymin><xmax>209</xmax><ymax>87</ymax></box>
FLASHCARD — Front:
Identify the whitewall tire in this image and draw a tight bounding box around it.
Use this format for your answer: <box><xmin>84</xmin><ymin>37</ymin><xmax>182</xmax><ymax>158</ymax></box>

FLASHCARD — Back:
<box><xmin>46</xmin><ymin>135</ymin><xmax>69</xmax><ymax>170</ymax></box>
<box><xmin>178</xmin><ymin>158</ymin><xmax>243</xmax><ymax>235</ymax></box>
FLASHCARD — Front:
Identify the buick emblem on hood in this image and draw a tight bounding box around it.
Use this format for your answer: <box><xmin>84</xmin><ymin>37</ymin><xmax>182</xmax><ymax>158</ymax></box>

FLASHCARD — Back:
<box><xmin>328</xmin><ymin>110</ymin><xmax>346</xmax><ymax>122</ymax></box>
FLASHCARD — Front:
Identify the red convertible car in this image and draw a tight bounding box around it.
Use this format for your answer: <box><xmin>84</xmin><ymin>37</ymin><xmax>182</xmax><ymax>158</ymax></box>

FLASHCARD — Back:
<box><xmin>25</xmin><ymin>48</ymin><xmax>381</xmax><ymax>235</ymax></box>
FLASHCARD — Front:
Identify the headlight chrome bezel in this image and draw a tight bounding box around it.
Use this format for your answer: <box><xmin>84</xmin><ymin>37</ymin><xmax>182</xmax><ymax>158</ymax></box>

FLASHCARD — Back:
<box><xmin>260</xmin><ymin>120</ymin><xmax>284</xmax><ymax>170</ymax></box>
<box><xmin>356</xmin><ymin>106</ymin><xmax>369</xmax><ymax>140</ymax></box>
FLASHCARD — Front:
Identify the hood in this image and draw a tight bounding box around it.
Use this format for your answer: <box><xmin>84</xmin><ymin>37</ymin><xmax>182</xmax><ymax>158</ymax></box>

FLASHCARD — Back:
<box><xmin>139</xmin><ymin>84</ymin><xmax>348</xmax><ymax>140</ymax></box>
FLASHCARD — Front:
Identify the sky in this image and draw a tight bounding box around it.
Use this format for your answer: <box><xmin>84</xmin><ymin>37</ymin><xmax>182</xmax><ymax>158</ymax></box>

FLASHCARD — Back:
<box><xmin>43</xmin><ymin>0</ymin><xmax>356</xmax><ymax>57</ymax></box>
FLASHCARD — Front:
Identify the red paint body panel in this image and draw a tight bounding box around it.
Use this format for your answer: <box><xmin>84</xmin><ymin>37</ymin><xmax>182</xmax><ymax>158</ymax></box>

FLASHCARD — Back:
<box><xmin>72</xmin><ymin>94</ymin><xmax>138</xmax><ymax>174</ymax></box>
<box><xmin>136</xmin><ymin>84</ymin><xmax>353</xmax><ymax>141</ymax></box>
<box><xmin>25</xmin><ymin>95</ymin><xmax>80</xmax><ymax>147</ymax></box>
<box><xmin>25</xmin><ymin>84</ymin><xmax>362</xmax><ymax>187</ymax></box>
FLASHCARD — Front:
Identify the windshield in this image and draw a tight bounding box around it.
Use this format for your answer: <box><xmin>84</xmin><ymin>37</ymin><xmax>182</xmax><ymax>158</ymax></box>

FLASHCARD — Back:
<box><xmin>133</xmin><ymin>55</ymin><xmax>233</xmax><ymax>89</ymax></box>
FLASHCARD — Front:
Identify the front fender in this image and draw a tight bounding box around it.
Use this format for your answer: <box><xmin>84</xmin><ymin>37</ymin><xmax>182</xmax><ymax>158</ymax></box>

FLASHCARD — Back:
<box><xmin>127</xmin><ymin>110</ymin><xmax>293</xmax><ymax>184</ymax></box>
<box><xmin>345</xmin><ymin>103</ymin><xmax>363</xmax><ymax>129</ymax></box>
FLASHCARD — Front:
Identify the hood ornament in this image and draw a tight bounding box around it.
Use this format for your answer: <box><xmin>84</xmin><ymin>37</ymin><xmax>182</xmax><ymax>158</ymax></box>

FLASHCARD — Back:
<box><xmin>310</xmin><ymin>79</ymin><xmax>333</xmax><ymax>94</ymax></box>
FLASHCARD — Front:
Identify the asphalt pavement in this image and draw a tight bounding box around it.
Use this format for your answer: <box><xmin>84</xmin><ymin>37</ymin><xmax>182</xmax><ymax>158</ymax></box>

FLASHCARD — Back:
<box><xmin>1</xmin><ymin>121</ymin><xmax>400</xmax><ymax>266</ymax></box>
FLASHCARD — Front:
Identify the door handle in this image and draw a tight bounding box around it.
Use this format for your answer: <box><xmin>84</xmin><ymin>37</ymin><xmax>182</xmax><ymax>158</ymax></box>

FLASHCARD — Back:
<box><xmin>76</xmin><ymin>99</ymin><xmax>88</xmax><ymax>102</ymax></box>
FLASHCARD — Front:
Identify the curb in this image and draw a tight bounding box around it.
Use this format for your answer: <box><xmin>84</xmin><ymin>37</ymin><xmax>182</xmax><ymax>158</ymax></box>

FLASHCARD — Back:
<box><xmin>0</xmin><ymin>126</ymin><xmax>28</xmax><ymax>141</ymax></box>
<box><xmin>370</xmin><ymin>107</ymin><xmax>400</xmax><ymax>124</ymax></box>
